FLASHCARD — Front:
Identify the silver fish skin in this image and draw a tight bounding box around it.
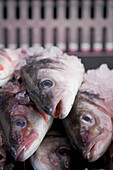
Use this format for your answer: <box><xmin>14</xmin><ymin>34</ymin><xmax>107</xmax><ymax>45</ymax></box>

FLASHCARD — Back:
<box><xmin>0</xmin><ymin>48</ymin><xmax>28</xmax><ymax>87</ymax></box>
<box><xmin>30</xmin><ymin>130</ymin><xmax>72</xmax><ymax>170</ymax></box>
<box><xmin>21</xmin><ymin>46</ymin><xmax>84</xmax><ymax>119</ymax></box>
<box><xmin>0</xmin><ymin>89</ymin><xmax>53</xmax><ymax>162</ymax></box>
<box><xmin>63</xmin><ymin>64</ymin><xmax>113</xmax><ymax>162</ymax></box>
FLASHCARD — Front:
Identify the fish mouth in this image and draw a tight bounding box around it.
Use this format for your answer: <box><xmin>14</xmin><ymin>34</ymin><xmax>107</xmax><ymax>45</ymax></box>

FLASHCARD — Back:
<box><xmin>83</xmin><ymin>131</ymin><xmax>112</xmax><ymax>162</ymax></box>
<box><xmin>54</xmin><ymin>100</ymin><xmax>62</xmax><ymax>118</ymax></box>
<box><xmin>84</xmin><ymin>141</ymin><xmax>96</xmax><ymax>162</ymax></box>
<box><xmin>14</xmin><ymin>130</ymin><xmax>39</xmax><ymax>161</ymax></box>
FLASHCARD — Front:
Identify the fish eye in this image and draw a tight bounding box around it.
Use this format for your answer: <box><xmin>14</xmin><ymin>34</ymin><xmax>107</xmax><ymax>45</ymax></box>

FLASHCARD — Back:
<box><xmin>41</xmin><ymin>80</ymin><xmax>53</xmax><ymax>89</ymax></box>
<box><xmin>81</xmin><ymin>114</ymin><xmax>94</xmax><ymax>124</ymax></box>
<box><xmin>57</xmin><ymin>147</ymin><xmax>71</xmax><ymax>156</ymax></box>
<box><xmin>13</xmin><ymin>116</ymin><xmax>27</xmax><ymax>129</ymax></box>
<box><xmin>16</xmin><ymin>121</ymin><xmax>25</xmax><ymax>128</ymax></box>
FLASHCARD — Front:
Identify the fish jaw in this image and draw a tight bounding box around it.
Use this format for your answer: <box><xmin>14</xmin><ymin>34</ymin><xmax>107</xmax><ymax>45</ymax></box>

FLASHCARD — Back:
<box><xmin>42</xmin><ymin>94</ymin><xmax>75</xmax><ymax>119</ymax></box>
<box><xmin>11</xmin><ymin>130</ymin><xmax>39</xmax><ymax>161</ymax></box>
<box><xmin>38</xmin><ymin>89</ymin><xmax>76</xmax><ymax>119</ymax></box>
<box><xmin>83</xmin><ymin>129</ymin><xmax>112</xmax><ymax>162</ymax></box>
<box><xmin>58</xmin><ymin>93</ymin><xmax>76</xmax><ymax>119</ymax></box>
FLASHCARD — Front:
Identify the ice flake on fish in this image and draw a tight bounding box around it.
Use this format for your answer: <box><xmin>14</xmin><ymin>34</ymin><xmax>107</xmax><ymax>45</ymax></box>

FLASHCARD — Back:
<box><xmin>21</xmin><ymin>46</ymin><xmax>84</xmax><ymax>119</ymax></box>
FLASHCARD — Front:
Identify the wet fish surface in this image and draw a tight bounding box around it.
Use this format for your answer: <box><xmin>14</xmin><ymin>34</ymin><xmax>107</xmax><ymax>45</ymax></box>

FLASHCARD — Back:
<box><xmin>21</xmin><ymin>46</ymin><xmax>84</xmax><ymax>119</ymax></box>
<box><xmin>0</xmin><ymin>78</ymin><xmax>53</xmax><ymax>162</ymax></box>
<box><xmin>30</xmin><ymin>130</ymin><xmax>73</xmax><ymax>170</ymax></box>
<box><xmin>63</xmin><ymin>64</ymin><xmax>113</xmax><ymax>162</ymax></box>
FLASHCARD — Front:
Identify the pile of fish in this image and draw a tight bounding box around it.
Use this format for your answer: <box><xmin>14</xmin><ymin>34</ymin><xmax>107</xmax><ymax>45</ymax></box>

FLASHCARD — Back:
<box><xmin>0</xmin><ymin>46</ymin><xmax>113</xmax><ymax>170</ymax></box>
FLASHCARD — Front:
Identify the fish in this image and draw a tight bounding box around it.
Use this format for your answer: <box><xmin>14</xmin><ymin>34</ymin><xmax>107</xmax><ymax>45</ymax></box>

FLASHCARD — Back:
<box><xmin>63</xmin><ymin>64</ymin><xmax>113</xmax><ymax>162</ymax></box>
<box><xmin>0</xmin><ymin>48</ymin><xmax>27</xmax><ymax>87</ymax></box>
<box><xmin>30</xmin><ymin>130</ymin><xmax>73</xmax><ymax>170</ymax></box>
<box><xmin>0</xmin><ymin>81</ymin><xmax>53</xmax><ymax>162</ymax></box>
<box><xmin>21</xmin><ymin>46</ymin><xmax>84</xmax><ymax>119</ymax></box>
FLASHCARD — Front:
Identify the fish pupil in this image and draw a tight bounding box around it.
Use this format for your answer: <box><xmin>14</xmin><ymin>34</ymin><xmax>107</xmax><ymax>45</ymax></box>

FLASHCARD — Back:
<box><xmin>82</xmin><ymin>116</ymin><xmax>91</xmax><ymax>123</ymax></box>
<box><xmin>0</xmin><ymin>155</ymin><xmax>4</xmax><ymax>160</ymax></box>
<box><xmin>41</xmin><ymin>80</ymin><xmax>53</xmax><ymax>88</ymax></box>
<box><xmin>58</xmin><ymin>148</ymin><xmax>70</xmax><ymax>156</ymax></box>
<box><xmin>16</xmin><ymin>121</ymin><xmax>25</xmax><ymax>128</ymax></box>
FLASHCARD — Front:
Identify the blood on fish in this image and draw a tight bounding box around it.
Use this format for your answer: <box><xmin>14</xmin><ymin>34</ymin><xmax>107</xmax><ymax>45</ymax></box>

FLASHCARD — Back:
<box><xmin>54</xmin><ymin>100</ymin><xmax>62</xmax><ymax>118</ymax></box>
<box><xmin>39</xmin><ymin>112</ymin><xmax>48</xmax><ymax>124</ymax></box>
<box><xmin>0</xmin><ymin>52</ymin><xmax>12</xmax><ymax>62</ymax></box>
<box><xmin>21</xmin><ymin>49</ymin><xmax>27</xmax><ymax>54</ymax></box>
<box><xmin>0</xmin><ymin>64</ymin><xmax>4</xmax><ymax>71</ymax></box>
<box><xmin>82</xmin><ymin>131</ymin><xmax>92</xmax><ymax>143</ymax></box>
<box><xmin>16</xmin><ymin>130</ymin><xmax>39</xmax><ymax>161</ymax></box>
<box><xmin>4</xmin><ymin>91</ymin><xmax>9</xmax><ymax>95</ymax></box>
<box><xmin>33</xmin><ymin>107</ymin><xmax>48</xmax><ymax>124</ymax></box>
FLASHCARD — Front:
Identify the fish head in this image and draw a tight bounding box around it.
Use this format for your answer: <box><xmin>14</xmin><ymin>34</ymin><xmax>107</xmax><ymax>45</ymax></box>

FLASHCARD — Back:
<box><xmin>33</xmin><ymin>67</ymin><xmax>75</xmax><ymax>119</ymax></box>
<box><xmin>73</xmin><ymin>100</ymin><xmax>112</xmax><ymax>162</ymax></box>
<box><xmin>22</xmin><ymin>48</ymin><xmax>84</xmax><ymax>119</ymax></box>
<box><xmin>31</xmin><ymin>131</ymin><xmax>72</xmax><ymax>170</ymax></box>
<box><xmin>4</xmin><ymin>101</ymin><xmax>39</xmax><ymax>161</ymax></box>
<box><xmin>0</xmin><ymin>95</ymin><xmax>52</xmax><ymax>162</ymax></box>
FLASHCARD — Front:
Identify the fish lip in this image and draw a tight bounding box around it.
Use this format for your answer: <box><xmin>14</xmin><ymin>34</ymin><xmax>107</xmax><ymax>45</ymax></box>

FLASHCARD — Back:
<box><xmin>53</xmin><ymin>100</ymin><xmax>62</xmax><ymax>118</ymax></box>
<box><xmin>84</xmin><ymin>141</ymin><xmax>96</xmax><ymax>161</ymax></box>
<box><xmin>83</xmin><ymin>130</ymin><xmax>112</xmax><ymax>162</ymax></box>
<box><xmin>14</xmin><ymin>130</ymin><xmax>39</xmax><ymax>161</ymax></box>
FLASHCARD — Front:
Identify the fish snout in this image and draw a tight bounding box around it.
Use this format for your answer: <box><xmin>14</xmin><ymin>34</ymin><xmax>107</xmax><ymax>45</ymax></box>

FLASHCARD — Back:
<box><xmin>41</xmin><ymin>100</ymin><xmax>62</xmax><ymax>118</ymax></box>
<box><xmin>83</xmin><ymin>129</ymin><xmax>112</xmax><ymax>162</ymax></box>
